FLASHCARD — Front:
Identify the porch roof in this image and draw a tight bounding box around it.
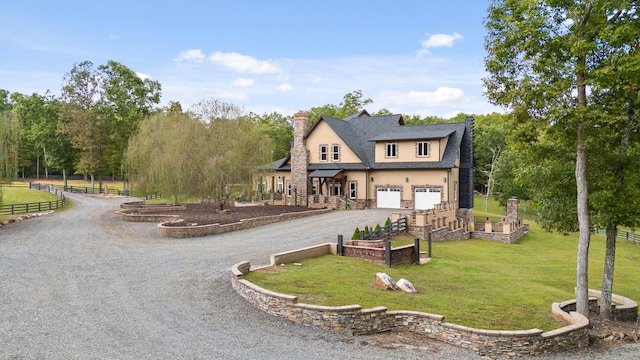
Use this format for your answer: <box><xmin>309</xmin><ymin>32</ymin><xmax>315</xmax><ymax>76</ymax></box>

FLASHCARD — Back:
<box><xmin>308</xmin><ymin>169</ymin><xmax>342</xmax><ymax>178</ymax></box>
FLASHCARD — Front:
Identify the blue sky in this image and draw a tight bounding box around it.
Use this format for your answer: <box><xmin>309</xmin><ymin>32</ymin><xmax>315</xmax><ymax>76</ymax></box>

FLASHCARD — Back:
<box><xmin>0</xmin><ymin>1</ymin><xmax>500</xmax><ymax>118</ymax></box>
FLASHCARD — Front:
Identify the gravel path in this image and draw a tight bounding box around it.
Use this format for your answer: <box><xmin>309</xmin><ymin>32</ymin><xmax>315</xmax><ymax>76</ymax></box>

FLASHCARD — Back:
<box><xmin>1</xmin><ymin>193</ymin><xmax>638</xmax><ymax>359</ymax></box>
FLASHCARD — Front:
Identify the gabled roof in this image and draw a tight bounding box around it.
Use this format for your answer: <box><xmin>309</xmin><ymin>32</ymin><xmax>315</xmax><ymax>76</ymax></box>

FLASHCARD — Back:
<box><xmin>271</xmin><ymin>110</ymin><xmax>468</xmax><ymax>171</ymax></box>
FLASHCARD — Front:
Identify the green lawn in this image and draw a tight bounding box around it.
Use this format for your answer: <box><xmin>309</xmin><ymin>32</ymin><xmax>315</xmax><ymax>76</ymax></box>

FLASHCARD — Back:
<box><xmin>1</xmin><ymin>182</ymin><xmax>68</xmax><ymax>221</ymax></box>
<box><xmin>245</xmin><ymin>197</ymin><xmax>640</xmax><ymax>331</ymax></box>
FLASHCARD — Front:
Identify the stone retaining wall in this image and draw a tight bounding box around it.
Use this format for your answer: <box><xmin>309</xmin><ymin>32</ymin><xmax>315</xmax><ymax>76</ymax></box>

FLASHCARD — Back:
<box><xmin>231</xmin><ymin>245</ymin><xmax>595</xmax><ymax>358</ymax></box>
<box><xmin>157</xmin><ymin>208</ymin><xmax>333</xmax><ymax>238</ymax></box>
<box><xmin>114</xmin><ymin>206</ymin><xmax>185</xmax><ymax>223</ymax></box>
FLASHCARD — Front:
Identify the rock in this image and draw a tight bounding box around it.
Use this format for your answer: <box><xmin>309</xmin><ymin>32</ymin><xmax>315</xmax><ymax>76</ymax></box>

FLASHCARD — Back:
<box><xmin>293</xmin><ymin>263</ymin><xmax>302</xmax><ymax>266</ymax></box>
<box><xmin>374</xmin><ymin>273</ymin><xmax>398</xmax><ymax>290</ymax></box>
<box><xmin>397</xmin><ymin>278</ymin><xmax>417</xmax><ymax>293</ymax></box>
<box><xmin>614</xmin><ymin>331</ymin><xmax>626</xmax><ymax>340</ymax></box>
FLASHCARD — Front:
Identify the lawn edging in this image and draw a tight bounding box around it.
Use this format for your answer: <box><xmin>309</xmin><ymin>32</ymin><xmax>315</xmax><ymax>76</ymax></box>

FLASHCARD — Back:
<box><xmin>157</xmin><ymin>208</ymin><xmax>333</xmax><ymax>238</ymax></box>
<box><xmin>231</xmin><ymin>244</ymin><xmax>592</xmax><ymax>358</ymax></box>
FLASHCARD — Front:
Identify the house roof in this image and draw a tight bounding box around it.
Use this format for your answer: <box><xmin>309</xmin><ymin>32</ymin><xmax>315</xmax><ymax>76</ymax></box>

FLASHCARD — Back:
<box><xmin>308</xmin><ymin>169</ymin><xmax>343</xmax><ymax>178</ymax></box>
<box><xmin>271</xmin><ymin>111</ymin><xmax>468</xmax><ymax>171</ymax></box>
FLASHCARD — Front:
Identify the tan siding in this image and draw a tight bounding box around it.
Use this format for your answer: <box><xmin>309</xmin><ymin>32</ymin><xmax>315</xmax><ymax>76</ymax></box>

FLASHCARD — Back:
<box><xmin>374</xmin><ymin>137</ymin><xmax>448</xmax><ymax>163</ymax></box>
<box><xmin>306</xmin><ymin>121</ymin><xmax>362</xmax><ymax>164</ymax></box>
<box><xmin>368</xmin><ymin>169</ymin><xmax>450</xmax><ymax>202</ymax></box>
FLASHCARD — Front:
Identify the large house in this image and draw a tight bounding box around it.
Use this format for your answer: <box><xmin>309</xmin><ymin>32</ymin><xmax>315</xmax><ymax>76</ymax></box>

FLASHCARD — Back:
<box><xmin>259</xmin><ymin>110</ymin><xmax>474</xmax><ymax>215</ymax></box>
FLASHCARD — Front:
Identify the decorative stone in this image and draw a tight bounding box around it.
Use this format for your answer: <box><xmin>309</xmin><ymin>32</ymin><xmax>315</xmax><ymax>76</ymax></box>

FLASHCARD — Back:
<box><xmin>397</xmin><ymin>278</ymin><xmax>417</xmax><ymax>293</ymax></box>
<box><xmin>374</xmin><ymin>272</ymin><xmax>398</xmax><ymax>290</ymax></box>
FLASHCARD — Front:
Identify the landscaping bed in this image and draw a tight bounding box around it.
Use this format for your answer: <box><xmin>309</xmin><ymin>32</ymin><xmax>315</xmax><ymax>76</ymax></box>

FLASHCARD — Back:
<box><xmin>156</xmin><ymin>203</ymin><xmax>312</xmax><ymax>227</ymax></box>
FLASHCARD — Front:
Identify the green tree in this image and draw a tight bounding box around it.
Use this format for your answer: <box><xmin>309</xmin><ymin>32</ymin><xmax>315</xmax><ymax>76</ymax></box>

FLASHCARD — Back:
<box><xmin>248</xmin><ymin>111</ymin><xmax>293</xmax><ymax>161</ymax></box>
<box><xmin>97</xmin><ymin>60</ymin><xmax>161</xmax><ymax>183</ymax></box>
<box><xmin>484</xmin><ymin>0</ymin><xmax>635</xmax><ymax>317</ymax></box>
<box><xmin>0</xmin><ymin>110</ymin><xmax>20</xmax><ymax>205</ymax></box>
<box><xmin>307</xmin><ymin>90</ymin><xmax>373</xmax><ymax>127</ymax></box>
<box><xmin>59</xmin><ymin>61</ymin><xmax>106</xmax><ymax>191</ymax></box>
<box><xmin>127</xmin><ymin>99</ymin><xmax>272</xmax><ymax>209</ymax></box>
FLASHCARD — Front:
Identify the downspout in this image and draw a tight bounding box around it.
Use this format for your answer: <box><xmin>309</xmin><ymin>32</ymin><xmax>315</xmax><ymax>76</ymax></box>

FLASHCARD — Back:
<box><xmin>446</xmin><ymin>169</ymin><xmax>450</xmax><ymax>202</ymax></box>
<box><xmin>365</xmin><ymin>169</ymin><xmax>370</xmax><ymax>209</ymax></box>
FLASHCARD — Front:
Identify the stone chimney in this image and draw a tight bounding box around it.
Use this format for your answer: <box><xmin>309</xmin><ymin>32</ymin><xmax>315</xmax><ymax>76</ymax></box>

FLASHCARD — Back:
<box><xmin>290</xmin><ymin>111</ymin><xmax>308</xmax><ymax>206</ymax></box>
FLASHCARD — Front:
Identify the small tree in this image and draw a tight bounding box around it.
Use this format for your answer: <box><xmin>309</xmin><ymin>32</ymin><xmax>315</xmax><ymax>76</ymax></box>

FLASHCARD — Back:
<box><xmin>351</xmin><ymin>227</ymin><xmax>361</xmax><ymax>240</ymax></box>
<box><xmin>363</xmin><ymin>226</ymin><xmax>370</xmax><ymax>239</ymax></box>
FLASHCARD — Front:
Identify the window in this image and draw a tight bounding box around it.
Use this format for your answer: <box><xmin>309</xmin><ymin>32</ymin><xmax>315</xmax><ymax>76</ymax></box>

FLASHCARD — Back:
<box><xmin>277</xmin><ymin>178</ymin><xmax>284</xmax><ymax>193</ymax></box>
<box><xmin>417</xmin><ymin>141</ymin><xmax>429</xmax><ymax>157</ymax></box>
<box><xmin>286</xmin><ymin>181</ymin><xmax>292</xmax><ymax>197</ymax></box>
<box><xmin>386</xmin><ymin>143</ymin><xmax>397</xmax><ymax>158</ymax></box>
<box><xmin>331</xmin><ymin>144</ymin><xmax>340</xmax><ymax>162</ymax></box>
<box><xmin>312</xmin><ymin>181</ymin><xmax>318</xmax><ymax>195</ymax></box>
<box><xmin>319</xmin><ymin>145</ymin><xmax>328</xmax><ymax>162</ymax></box>
<box><xmin>454</xmin><ymin>181</ymin><xmax>458</xmax><ymax>201</ymax></box>
<box><xmin>329</xmin><ymin>183</ymin><xmax>342</xmax><ymax>196</ymax></box>
<box><xmin>348</xmin><ymin>181</ymin><xmax>357</xmax><ymax>199</ymax></box>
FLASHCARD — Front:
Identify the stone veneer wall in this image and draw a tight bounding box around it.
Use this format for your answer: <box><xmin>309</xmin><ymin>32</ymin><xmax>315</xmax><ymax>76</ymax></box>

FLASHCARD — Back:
<box><xmin>232</xmin><ymin>247</ymin><xmax>593</xmax><ymax>358</ymax></box>
<box><xmin>156</xmin><ymin>208</ymin><xmax>332</xmax><ymax>238</ymax></box>
<box><xmin>290</xmin><ymin>111</ymin><xmax>308</xmax><ymax>206</ymax></box>
<box><xmin>342</xmin><ymin>243</ymin><xmax>416</xmax><ymax>267</ymax></box>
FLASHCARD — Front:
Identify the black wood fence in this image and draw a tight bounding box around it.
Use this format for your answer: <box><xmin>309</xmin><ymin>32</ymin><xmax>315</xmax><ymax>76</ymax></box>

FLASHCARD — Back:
<box><xmin>594</xmin><ymin>227</ymin><xmax>640</xmax><ymax>244</ymax></box>
<box><xmin>0</xmin><ymin>184</ymin><xmax>66</xmax><ymax>215</ymax></box>
<box><xmin>354</xmin><ymin>217</ymin><xmax>409</xmax><ymax>241</ymax></box>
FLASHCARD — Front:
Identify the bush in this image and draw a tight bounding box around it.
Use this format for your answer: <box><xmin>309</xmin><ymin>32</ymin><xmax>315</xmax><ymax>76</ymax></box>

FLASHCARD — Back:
<box><xmin>374</xmin><ymin>223</ymin><xmax>381</xmax><ymax>233</ymax></box>
<box><xmin>363</xmin><ymin>226</ymin><xmax>370</xmax><ymax>239</ymax></box>
<box><xmin>352</xmin><ymin>227</ymin><xmax>361</xmax><ymax>240</ymax></box>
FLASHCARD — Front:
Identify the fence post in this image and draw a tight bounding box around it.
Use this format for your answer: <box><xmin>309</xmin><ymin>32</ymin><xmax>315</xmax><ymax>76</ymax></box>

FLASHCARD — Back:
<box><xmin>385</xmin><ymin>241</ymin><xmax>391</xmax><ymax>267</ymax></box>
<box><xmin>337</xmin><ymin>235</ymin><xmax>343</xmax><ymax>256</ymax></box>
<box><xmin>414</xmin><ymin>237</ymin><xmax>420</xmax><ymax>264</ymax></box>
<box><xmin>428</xmin><ymin>232</ymin><xmax>432</xmax><ymax>258</ymax></box>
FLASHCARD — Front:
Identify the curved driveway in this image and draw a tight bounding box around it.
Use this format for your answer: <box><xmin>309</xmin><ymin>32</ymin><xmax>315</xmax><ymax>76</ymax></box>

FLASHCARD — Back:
<box><xmin>1</xmin><ymin>194</ymin><xmax>636</xmax><ymax>359</ymax></box>
<box><xmin>0</xmin><ymin>193</ymin><xmax>478</xmax><ymax>359</ymax></box>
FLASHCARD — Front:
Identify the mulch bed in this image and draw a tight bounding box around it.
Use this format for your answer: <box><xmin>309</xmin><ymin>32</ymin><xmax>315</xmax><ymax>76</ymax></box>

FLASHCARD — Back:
<box><xmin>158</xmin><ymin>203</ymin><xmax>311</xmax><ymax>227</ymax></box>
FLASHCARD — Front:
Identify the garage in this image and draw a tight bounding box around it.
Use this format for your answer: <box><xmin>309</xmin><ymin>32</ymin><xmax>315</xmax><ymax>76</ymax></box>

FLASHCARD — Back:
<box><xmin>415</xmin><ymin>188</ymin><xmax>441</xmax><ymax>210</ymax></box>
<box><xmin>376</xmin><ymin>187</ymin><xmax>401</xmax><ymax>208</ymax></box>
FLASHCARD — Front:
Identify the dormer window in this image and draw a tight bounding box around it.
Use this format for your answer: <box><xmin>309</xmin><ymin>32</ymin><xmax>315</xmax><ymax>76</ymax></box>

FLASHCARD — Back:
<box><xmin>319</xmin><ymin>144</ymin><xmax>328</xmax><ymax>162</ymax></box>
<box><xmin>417</xmin><ymin>141</ymin><xmax>430</xmax><ymax>157</ymax></box>
<box><xmin>385</xmin><ymin>143</ymin><xmax>397</xmax><ymax>158</ymax></box>
<box><xmin>331</xmin><ymin>144</ymin><xmax>340</xmax><ymax>162</ymax></box>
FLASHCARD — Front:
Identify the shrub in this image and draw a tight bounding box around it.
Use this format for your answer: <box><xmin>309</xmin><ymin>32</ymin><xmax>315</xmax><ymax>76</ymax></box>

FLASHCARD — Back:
<box><xmin>363</xmin><ymin>226</ymin><xmax>370</xmax><ymax>239</ymax></box>
<box><xmin>352</xmin><ymin>227</ymin><xmax>361</xmax><ymax>240</ymax></box>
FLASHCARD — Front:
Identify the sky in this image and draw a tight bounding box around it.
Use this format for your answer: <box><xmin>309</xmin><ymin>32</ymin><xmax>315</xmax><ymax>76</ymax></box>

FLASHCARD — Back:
<box><xmin>0</xmin><ymin>0</ymin><xmax>501</xmax><ymax>119</ymax></box>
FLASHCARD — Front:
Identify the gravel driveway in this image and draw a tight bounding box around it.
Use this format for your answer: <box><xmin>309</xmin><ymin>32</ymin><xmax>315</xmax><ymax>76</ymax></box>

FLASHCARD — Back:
<box><xmin>1</xmin><ymin>193</ymin><xmax>638</xmax><ymax>359</ymax></box>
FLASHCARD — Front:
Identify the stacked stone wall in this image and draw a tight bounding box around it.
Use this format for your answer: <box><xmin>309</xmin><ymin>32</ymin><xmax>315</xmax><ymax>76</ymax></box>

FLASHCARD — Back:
<box><xmin>155</xmin><ymin>208</ymin><xmax>332</xmax><ymax>238</ymax></box>
<box><xmin>232</xmin><ymin>257</ymin><xmax>594</xmax><ymax>357</ymax></box>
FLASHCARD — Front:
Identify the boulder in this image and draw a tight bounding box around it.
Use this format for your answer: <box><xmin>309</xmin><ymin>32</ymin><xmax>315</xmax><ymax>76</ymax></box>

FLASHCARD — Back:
<box><xmin>374</xmin><ymin>272</ymin><xmax>398</xmax><ymax>290</ymax></box>
<box><xmin>397</xmin><ymin>278</ymin><xmax>417</xmax><ymax>293</ymax></box>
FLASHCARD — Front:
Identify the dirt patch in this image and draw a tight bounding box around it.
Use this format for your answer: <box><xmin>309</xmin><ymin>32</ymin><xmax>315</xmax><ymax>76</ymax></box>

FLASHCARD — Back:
<box><xmin>152</xmin><ymin>203</ymin><xmax>311</xmax><ymax>227</ymax></box>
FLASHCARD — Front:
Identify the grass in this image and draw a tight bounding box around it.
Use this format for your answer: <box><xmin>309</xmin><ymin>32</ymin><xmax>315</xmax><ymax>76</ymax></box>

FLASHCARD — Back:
<box><xmin>245</xmin><ymin>197</ymin><xmax>640</xmax><ymax>331</ymax></box>
<box><xmin>1</xmin><ymin>181</ymin><xmax>71</xmax><ymax>221</ymax></box>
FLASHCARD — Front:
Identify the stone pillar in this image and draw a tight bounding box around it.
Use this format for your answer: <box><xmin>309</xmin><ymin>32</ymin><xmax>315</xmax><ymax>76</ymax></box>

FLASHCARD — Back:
<box><xmin>507</xmin><ymin>198</ymin><xmax>519</xmax><ymax>223</ymax></box>
<box><xmin>291</xmin><ymin>111</ymin><xmax>309</xmax><ymax>206</ymax></box>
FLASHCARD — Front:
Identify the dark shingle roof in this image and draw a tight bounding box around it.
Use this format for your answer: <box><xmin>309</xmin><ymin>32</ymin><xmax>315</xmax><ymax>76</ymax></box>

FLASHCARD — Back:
<box><xmin>272</xmin><ymin>111</ymin><xmax>468</xmax><ymax>171</ymax></box>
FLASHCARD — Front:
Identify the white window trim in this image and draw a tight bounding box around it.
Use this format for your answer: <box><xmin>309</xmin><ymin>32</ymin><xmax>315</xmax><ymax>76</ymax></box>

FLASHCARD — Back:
<box><xmin>417</xmin><ymin>141</ymin><xmax>430</xmax><ymax>157</ymax></box>
<box><xmin>319</xmin><ymin>144</ymin><xmax>328</xmax><ymax>162</ymax></box>
<box><xmin>385</xmin><ymin>143</ymin><xmax>398</xmax><ymax>158</ymax></box>
<box><xmin>331</xmin><ymin>144</ymin><xmax>340</xmax><ymax>162</ymax></box>
<box><xmin>286</xmin><ymin>181</ymin><xmax>292</xmax><ymax>197</ymax></box>
<box><xmin>348</xmin><ymin>181</ymin><xmax>357</xmax><ymax>199</ymax></box>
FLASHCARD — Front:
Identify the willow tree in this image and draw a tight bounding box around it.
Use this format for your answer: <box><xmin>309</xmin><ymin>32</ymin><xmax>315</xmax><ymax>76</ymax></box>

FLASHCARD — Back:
<box><xmin>126</xmin><ymin>110</ymin><xmax>201</xmax><ymax>203</ymax></box>
<box><xmin>484</xmin><ymin>0</ymin><xmax>635</xmax><ymax>317</ymax></box>
<box><xmin>189</xmin><ymin>99</ymin><xmax>272</xmax><ymax>209</ymax></box>
<box><xmin>127</xmin><ymin>99</ymin><xmax>272</xmax><ymax>208</ymax></box>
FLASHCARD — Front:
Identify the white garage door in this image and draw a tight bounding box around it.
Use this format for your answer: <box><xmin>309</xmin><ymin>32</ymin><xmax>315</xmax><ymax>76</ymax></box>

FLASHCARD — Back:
<box><xmin>377</xmin><ymin>187</ymin><xmax>401</xmax><ymax>208</ymax></box>
<box><xmin>415</xmin><ymin>188</ymin><xmax>441</xmax><ymax>210</ymax></box>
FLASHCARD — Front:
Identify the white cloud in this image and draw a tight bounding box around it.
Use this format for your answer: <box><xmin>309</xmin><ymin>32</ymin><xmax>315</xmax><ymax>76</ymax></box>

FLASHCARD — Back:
<box><xmin>209</xmin><ymin>51</ymin><xmax>281</xmax><ymax>74</ymax></box>
<box><xmin>408</xmin><ymin>87</ymin><xmax>466</xmax><ymax>105</ymax></box>
<box><xmin>276</xmin><ymin>83</ymin><xmax>293</xmax><ymax>91</ymax></box>
<box><xmin>136</xmin><ymin>72</ymin><xmax>151</xmax><ymax>80</ymax></box>
<box><xmin>174</xmin><ymin>49</ymin><xmax>206</xmax><ymax>63</ymax></box>
<box><xmin>232</xmin><ymin>78</ymin><xmax>254</xmax><ymax>87</ymax></box>
<box><xmin>418</xmin><ymin>32</ymin><xmax>463</xmax><ymax>56</ymax></box>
